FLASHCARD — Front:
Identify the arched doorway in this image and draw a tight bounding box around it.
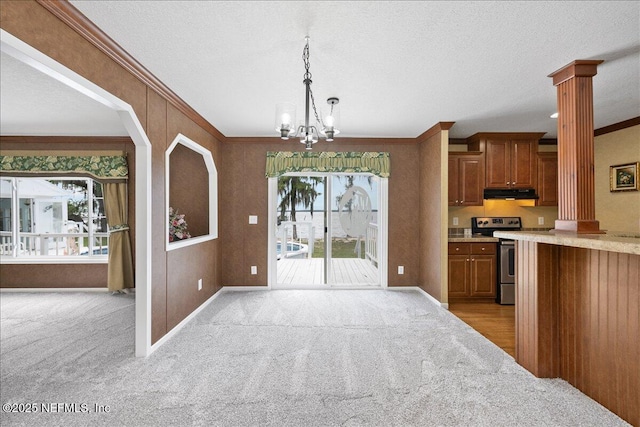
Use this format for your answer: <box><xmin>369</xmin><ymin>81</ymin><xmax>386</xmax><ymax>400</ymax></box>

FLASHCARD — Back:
<box><xmin>1</xmin><ymin>30</ymin><xmax>153</xmax><ymax>356</ymax></box>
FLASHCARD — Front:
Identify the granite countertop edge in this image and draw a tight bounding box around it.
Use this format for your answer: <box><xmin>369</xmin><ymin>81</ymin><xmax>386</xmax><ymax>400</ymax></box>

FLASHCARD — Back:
<box><xmin>493</xmin><ymin>230</ymin><xmax>640</xmax><ymax>255</ymax></box>
<box><xmin>448</xmin><ymin>236</ymin><xmax>499</xmax><ymax>243</ymax></box>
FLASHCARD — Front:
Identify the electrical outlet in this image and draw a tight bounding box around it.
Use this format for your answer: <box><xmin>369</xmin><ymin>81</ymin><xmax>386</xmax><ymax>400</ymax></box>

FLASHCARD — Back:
<box><xmin>398</xmin><ymin>266</ymin><xmax>404</xmax><ymax>275</ymax></box>
<box><xmin>198</xmin><ymin>278</ymin><xmax>202</xmax><ymax>291</ymax></box>
<box><xmin>249</xmin><ymin>215</ymin><xmax>258</xmax><ymax>224</ymax></box>
<box><xmin>251</xmin><ymin>266</ymin><xmax>257</xmax><ymax>275</ymax></box>
<box><xmin>453</xmin><ymin>217</ymin><xmax>459</xmax><ymax>226</ymax></box>
<box><xmin>538</xmin><ymin>217</ymin><xmax>544</xmax><ymax>225</ymax></box>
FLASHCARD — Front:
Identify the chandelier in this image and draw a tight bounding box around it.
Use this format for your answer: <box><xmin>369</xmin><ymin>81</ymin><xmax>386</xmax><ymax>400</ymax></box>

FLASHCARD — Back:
<box><xmin>275</xmin><ymin>36</ymin><xmax>340</xmax><ymax>150</ymax></box>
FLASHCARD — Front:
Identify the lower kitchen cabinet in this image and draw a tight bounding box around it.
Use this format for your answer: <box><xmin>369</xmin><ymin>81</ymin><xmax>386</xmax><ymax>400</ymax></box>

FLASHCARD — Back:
<box><xmin>448</xmin><ymin>242</ymin><xmax>497</xmax><ymax>299</ymax></box>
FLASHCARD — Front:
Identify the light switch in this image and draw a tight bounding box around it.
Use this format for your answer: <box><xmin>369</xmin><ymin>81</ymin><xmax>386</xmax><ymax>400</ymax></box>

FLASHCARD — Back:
<box><xmin>453</xmin><ymin>217</ymin><xmax>459</xmax><ymax>226</ymax></box>
<box><xmin>249</xmin><ymin>215</ymin><xmax>258</xmax><ymax>224</ymax></box>
<box><xmin>251</xmin><ymin>266</ymin><xmax>257</xmax><ymax>275</ymax></box>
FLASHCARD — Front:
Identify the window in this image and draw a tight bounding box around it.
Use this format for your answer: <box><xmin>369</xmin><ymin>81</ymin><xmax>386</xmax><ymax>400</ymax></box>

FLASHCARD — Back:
<box><xmin>0</xmin><ymin>177</ymin><xmax>108</xmax><ymax>261</ymax></box>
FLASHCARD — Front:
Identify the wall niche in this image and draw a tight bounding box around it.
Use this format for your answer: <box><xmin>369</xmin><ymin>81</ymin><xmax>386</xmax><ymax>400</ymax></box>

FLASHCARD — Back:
<box><xmin>166</xmin><ymin>134</ymin><xmax>218</xmax><ymax>250</ymax></box>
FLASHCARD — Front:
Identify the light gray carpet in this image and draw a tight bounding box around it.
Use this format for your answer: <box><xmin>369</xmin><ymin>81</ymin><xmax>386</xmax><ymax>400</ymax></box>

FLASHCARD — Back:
<box><xmin>0</xmin><ymin>290</ymin><xmax>629</xmax><ymax>427</ymax></box>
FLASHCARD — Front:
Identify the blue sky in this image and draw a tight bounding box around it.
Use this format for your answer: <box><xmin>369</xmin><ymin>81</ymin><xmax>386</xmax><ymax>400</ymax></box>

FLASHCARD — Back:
<box><xmin>279</xmin><ymin>175</ymin><xmax>378</xmax><ymax>212</ymax></box>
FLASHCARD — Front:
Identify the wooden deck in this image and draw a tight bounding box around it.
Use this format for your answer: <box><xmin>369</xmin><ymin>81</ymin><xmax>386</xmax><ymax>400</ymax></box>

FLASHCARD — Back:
<box><xmin>276</xmin><ymin>258</ymin><xmax>379</xmax><ymax>287</ymax></box>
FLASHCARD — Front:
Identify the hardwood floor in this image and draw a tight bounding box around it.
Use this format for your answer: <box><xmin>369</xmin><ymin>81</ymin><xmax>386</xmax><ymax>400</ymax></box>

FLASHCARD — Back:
<box><xmin>448</xmin><ymin>301</ymin><xmax>516</xmax><ymax>358</ymax></box>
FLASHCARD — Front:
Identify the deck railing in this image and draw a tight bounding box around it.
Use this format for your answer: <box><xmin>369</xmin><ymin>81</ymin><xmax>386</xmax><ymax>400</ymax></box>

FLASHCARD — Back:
<box><xmin>0</xmin><ymin>232</ymin><xmax>108</xmax><ymax>257</ymax></box>
<box><xmin>365</xmin><ymin>223</ymin><xmax>378</xmax><ymax>266</ymax></box>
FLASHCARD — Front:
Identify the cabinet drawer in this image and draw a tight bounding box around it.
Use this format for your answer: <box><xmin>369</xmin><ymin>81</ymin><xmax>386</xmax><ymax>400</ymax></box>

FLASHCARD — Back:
<box><xmin>471</xmin><ymin>243</ymin><xmax>496</xmax><ymax>255</ymax></box>
<box><xmin>448</xmin><ymin>243</ymin><xmax>471</xmax><ymax>255</ymax></box>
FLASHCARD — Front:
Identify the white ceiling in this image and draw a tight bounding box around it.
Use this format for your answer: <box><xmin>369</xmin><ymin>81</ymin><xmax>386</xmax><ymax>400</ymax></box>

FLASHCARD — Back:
<box><xmin>0</xmin><ymin>51</ymin><xmax>127</xmax><ymax>136</ymax></box>
<box><xmin>2</xmin><ymin>1</ymin><xmax>639</xmax><ymax>139</ymax></box>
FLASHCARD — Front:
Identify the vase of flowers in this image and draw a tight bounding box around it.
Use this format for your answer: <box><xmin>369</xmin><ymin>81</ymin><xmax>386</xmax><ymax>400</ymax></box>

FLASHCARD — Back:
<box><xmin>169</xmin><ymin>207</ymin><xmax>191</xmax><ymax>241</ymax></box>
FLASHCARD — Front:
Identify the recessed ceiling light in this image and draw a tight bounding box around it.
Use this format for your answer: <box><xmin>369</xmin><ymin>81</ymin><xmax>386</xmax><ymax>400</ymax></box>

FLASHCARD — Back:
<box><xmin>550</xmin><ymin>112</ymin><xmax>559</xmax><ymax>119</ymax></box>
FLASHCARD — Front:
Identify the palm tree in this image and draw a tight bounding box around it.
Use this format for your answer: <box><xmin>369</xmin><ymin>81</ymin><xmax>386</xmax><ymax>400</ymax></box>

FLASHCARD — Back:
<box><xmin>277</xmin><ymin>176</ymin><xmax>322</xmax><ymax>240</ymax></box>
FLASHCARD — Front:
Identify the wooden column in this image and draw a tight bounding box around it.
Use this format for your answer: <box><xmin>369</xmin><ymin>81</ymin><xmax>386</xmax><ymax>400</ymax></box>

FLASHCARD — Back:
<box><xmin>549</xmin><ymin>60</ymin><xmax>604</xmax><ymax>233</ymax></box>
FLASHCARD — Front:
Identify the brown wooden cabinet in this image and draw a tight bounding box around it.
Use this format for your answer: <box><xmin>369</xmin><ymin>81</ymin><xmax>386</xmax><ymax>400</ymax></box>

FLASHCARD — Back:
<box><xmin>467</xmin><ymin>133</ymin><xmax>544</xmax><ymax>189</ymax></box>
<box><xmin>536</xmin><ymin>152</ymin><xmax>558</xmax><ymax>206</ymax></box>
<box><xmin>448</xmin><ymin>242</ymin><xmax>497</xmax><ymax>299</ymax></box>
<box><xmin>448</xmin><ymin>152</ymin><xmax>484</xmax><ymax>206</ymax></box>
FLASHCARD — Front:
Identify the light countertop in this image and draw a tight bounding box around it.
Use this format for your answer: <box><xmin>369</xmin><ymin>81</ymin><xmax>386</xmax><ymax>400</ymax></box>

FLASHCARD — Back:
<box><xmin>493</xmin><ymin>230</ymin><xmax>640</xmax><ymax>255</ymax></box>
<box><xmin>448</xmin><ymin>236</ymin><xmax>499</xmax><ymax>243</ymax></box>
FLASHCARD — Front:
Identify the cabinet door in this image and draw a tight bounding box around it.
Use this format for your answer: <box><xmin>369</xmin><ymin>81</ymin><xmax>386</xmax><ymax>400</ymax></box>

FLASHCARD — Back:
<box><xmin>511</xmin><ymin>140</ymin><xmax>537</xmax><ymax>188</ymax></box>
<box><xmin>448</xmin><ymin>156</ymin><xmax>460</xmax><ymax>206</ymax></box>
<box><xmin>459</xmin><ymin>155</ymin><xmax>484</xmax><ymax>205</ymax></box>
<box><xmin>469</xmin><ymin>255</ymin><xmax>496</xmax><ymax>297</ymax></box>
<box><xmin>485</xmin><ymin>140</ymin><xmax>511</xmax><ymax>188</ymax></box>
<box><xmin>537</xmin><ymin>152</ymin><xmax>558</xmax><ymax>206</ymax></box>
<box><xmin>448</xmin><ymin>256</ymin><xmax>469</xmax><ymax>297</ymax></box>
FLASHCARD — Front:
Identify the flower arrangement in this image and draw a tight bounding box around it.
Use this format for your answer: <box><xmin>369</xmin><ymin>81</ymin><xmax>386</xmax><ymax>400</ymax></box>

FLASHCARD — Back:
<box><xmin>169</xmin><ymin>207</ymin><xmax>191</xmax><ymax>241</ymax></box>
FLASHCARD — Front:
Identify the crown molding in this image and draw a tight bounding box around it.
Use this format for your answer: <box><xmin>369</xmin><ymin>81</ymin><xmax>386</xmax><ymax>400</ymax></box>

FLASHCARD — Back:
<box><xmin>37</xmin><ymin>0</ymin><xmax>225</xmax><ymax>142</ymax></box>
<box><xmin>594</xmin><ymin>116</ymin><xmax>640</xmax><ymax>136</ymax></box>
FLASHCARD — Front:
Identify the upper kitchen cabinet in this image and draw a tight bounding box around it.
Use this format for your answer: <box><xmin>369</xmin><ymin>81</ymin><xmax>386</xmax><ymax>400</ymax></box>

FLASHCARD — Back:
<box><xmin>468</xmin><ymin>133</ymin><xmax>544</xmax><ymax>189</ymax></box>
<box><xmin>449</xmin><ymin>152</ymin><xmax>484</xmax><ymax>206</ymax></box>
<box><xmin>536</xmin><ymin>152</ymin><xmax>558</xmax><ymax>206</ymax></box>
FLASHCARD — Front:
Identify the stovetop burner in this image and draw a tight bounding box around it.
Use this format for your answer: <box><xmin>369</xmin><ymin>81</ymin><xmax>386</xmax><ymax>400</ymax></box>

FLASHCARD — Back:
<box><xmin>471</xmin><ymin>216</ymin><xmax>522</xmax><ymax>236</ymax></box>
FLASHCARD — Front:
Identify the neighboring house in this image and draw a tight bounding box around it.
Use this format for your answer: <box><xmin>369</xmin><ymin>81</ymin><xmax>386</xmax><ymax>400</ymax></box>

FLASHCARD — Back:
<box><xmin>0</xmin><ymin>178</ymin><xmax>73</xmax><ymax>255</ymax></box>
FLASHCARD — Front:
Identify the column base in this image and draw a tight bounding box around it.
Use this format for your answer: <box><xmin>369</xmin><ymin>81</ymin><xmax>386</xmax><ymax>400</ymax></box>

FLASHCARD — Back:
<box><xmin>553</xmin><ymin>219</ymin><xmax>605</xmax><ymax>234</ymax></box>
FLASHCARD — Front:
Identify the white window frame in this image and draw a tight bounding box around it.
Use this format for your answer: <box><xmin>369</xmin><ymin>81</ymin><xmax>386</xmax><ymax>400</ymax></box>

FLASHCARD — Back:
<box><xmin>0</xmin><ymin>176</ymin><xmax>109</xmax><ymax>264</ymax></box>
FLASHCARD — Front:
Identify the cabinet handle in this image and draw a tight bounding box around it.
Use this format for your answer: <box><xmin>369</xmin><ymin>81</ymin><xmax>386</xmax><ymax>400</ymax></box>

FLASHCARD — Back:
<box><xmin>466</xmin><ymin>259</ymin><xmax>469</xmax><ymax>261</ymax></box>
<box><xmin>456</xmin><ymin>248</ymin><xmax>459</xmax><ymax>251</ymax></box>
<box><xmin>506</xmin><ymin>181</ymin><xmax>510</xmax><ymax>185</ymax></box>
<box><xmin>460</xmin><ymin>200</ymin><xmax>464</xmax><ymax>203</ymax></box>
<box><xmin>471</xmin><ymin>258</ymin><xmax>475</xmax><ymax>261</ymax></box>
<box><xmin>481</xmin><ymin>247</ymin><xmax>485</xmax><ymax>251</ymax></box>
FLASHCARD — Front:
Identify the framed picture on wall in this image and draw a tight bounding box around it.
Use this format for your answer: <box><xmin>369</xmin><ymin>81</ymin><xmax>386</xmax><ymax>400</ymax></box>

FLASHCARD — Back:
<box><xmin>610</xmin><ymin>162</ymin><xmax>639</xmax><ymax>192</ymax></box>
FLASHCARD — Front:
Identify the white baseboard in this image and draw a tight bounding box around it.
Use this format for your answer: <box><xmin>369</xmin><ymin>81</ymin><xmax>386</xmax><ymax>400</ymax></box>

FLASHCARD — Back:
<box><xmin>0</xmin><ymin>287</ymin><xmax>108</xmax><ymax>293</ymax></box>
<box><xmin>390</xmin><ymin>286</ymin><xmax>449</xmax><ymax>310</ymax></box>
<box><xmin>221</xmin><ymin>286</ymin><xmax>269</xmax><ymax>291</ymax></box>
<box><xmin>149</xmin><ymin>289</ymin><xmax>224</xmax><ymax>355</ymax></box>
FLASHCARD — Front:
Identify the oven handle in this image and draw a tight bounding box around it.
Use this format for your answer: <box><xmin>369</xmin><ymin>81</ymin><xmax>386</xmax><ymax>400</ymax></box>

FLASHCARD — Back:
<box><xmin>500</xmin><ymin>240</ymin><xmax>515</xmax><ymax>246</ymax></box>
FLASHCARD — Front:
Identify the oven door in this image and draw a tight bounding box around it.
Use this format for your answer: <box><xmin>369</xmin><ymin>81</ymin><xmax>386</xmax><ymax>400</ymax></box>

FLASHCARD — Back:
<box><xmin>498</xmin><ymin>239</ymin><xmax>516</xmax><ymax>304</ymax></box>
<box><xmin>500</xmin><ymin>240</ymin><xmax>515</xmax><ymax>284</ymax></box>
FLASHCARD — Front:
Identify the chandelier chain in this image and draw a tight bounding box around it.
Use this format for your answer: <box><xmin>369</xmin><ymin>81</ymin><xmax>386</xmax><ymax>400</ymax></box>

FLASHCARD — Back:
<box><xmin>302</xmin><ymin>41</ymin><xmax>324</xmax><ymax>128</ymax></box>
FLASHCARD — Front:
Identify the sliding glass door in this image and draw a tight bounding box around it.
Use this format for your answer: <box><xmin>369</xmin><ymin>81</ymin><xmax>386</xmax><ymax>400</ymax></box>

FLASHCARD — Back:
<box><xmin>274</xmin><ymin>173</ymin><xmax>379</xmax><ymax>288</ymax></box>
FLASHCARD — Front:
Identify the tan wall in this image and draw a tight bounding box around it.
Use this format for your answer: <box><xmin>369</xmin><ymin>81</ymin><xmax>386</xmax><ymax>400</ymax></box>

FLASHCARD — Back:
<box><xmin>220</xmin><ymin>139</ymin><xmax>421</xmax><ymax>287</ymax></box>
<box><xmin>594</xmin><ymin>125</ymin><xmax>640</xmax><ymax>232</ymax></box>
<box><xmin>449</xmin><ymin>202</ymin><xmax>559</xmax><ymax>230</ymax></box>
<box><xmin>1</xmin><ymin>1</ymin><xmax>222</xmax><ymax>344</ymax></box>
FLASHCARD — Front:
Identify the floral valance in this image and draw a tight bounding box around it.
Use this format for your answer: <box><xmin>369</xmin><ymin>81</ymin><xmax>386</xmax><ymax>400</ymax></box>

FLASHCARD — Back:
<box><xmin>0</xmin><ymin>151</ymin><xmax>128</xmax><ymax>180</ymax></box>
<box><xmin>265</xmin><ymin>151</ymin><xmax>390</xmax><ymax>178</ymax></box>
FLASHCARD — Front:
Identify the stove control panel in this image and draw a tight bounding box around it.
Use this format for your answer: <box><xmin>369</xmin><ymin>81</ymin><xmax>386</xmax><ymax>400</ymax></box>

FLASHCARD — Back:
<box><xmin>472</xmin><ymin>217</ymin><xmax>522</xmax><ymax>230</ymax></box>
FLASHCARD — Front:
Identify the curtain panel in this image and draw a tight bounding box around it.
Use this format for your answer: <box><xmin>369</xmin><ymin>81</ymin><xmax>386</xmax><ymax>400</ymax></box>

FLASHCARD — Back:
<box><xmin>103</xmin><ymin>183</ymin><xmax>135</xmax><ymax>291</ymax></box>
<box><xmin>0</xmin><ymin>152</ymin><xmax>128</xmax><ymax>180</ymax></box>
<box><xmin>265</xmin><ymin>152</ymin><xmax>390</xmax><ymax>178</ymax></box>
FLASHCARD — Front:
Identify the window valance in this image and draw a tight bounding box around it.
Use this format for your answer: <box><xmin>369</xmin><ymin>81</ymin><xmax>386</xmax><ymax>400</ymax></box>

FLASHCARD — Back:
<box><xmin>0</xmin><ymin>151</ymin><xmax>128</xmax><ymax>180</ymax></box>
<box><xmin>265</xmin><ymin>151</ymin><xmax>390</xmax><ymax>178</ymax></box>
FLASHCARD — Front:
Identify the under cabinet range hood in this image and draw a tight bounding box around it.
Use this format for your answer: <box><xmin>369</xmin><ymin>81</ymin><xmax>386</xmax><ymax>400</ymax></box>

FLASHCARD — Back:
<box><xmin>483</xmin><ymin>188</ymin><xmax>539</xmax><ymax>200</ymax></box>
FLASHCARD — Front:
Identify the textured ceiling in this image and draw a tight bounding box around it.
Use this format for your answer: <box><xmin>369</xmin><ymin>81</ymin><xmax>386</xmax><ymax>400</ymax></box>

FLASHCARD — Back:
<box><xmin>3</xmin><ymin>1</ymin><xmax>640</xmax><ymax>139</ymax></box>
<box><xmin>0</xmin><ymin>51</ymin><xmax>127</xmax><ymax>136</ymax></box>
